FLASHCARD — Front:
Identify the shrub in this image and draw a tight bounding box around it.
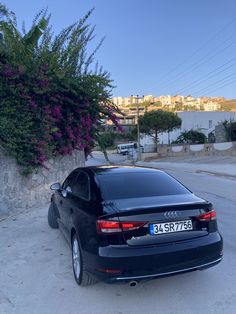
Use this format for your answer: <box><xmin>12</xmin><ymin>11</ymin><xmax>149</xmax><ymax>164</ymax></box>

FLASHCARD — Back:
<box><xmin>172</xmin><ymin>130</ymin><xmax>207</xmax><ymax>144</ymax></box>
<box><xmin>0</xmin><ymin>5</ymin><xmax>119</xmax><ymax>174</ymax></box>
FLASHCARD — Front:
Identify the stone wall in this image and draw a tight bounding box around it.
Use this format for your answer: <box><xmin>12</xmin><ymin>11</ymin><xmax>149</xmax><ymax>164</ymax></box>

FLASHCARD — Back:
<box><xmin>215</xmin><ymin>124</ymin><xmax>227</xmax><ymax>143</ymax></box>
<box><xmin>0</xmin><ymin>149</ymin><xmax>85</xmax><ymax>217</ymax></box>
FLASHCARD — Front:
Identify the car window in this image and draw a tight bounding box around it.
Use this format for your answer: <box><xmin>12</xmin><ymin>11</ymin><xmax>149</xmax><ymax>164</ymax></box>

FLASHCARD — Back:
<box><xmin>62</xmin><ymin>172</ymin><xmax>77</xmax><ymax>189</ymax></box>
<box><xmin>97</xmin><ymin>172</ymin><xmax>190</xmax><ymax>200</ymax></box>
<box><xmin>72</xmin><ymin>171</ymin><xmax>90</xmax><ymax>200</ymax></box>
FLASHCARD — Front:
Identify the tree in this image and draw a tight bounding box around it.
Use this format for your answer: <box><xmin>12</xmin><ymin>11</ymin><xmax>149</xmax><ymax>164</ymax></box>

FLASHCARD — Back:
<box><xmin>97</xmin><ymin>132</ymin><xmax>114</xmax><ymax>163</ymax></box>
<box><xmin>222</xmin><ymin>120</ymin><xmax>236</xmax><ymax>141</ymax></box>
<box><xmin>139</xmin><ymin>110</ymin><xmax>182</xmax><ymax>152</ymax></box>
<box><xmin>172</xmin><ymin>130</ymin><xmax>207</xmax><ymax>144</ymax></box>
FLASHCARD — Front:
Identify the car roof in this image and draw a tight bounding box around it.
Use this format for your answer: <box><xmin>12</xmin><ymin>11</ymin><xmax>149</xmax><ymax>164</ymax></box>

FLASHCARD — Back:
<box><xmin>77</xmin><ymin>165</ymin><xmax>164</xmax><ymax>176</ymax></box>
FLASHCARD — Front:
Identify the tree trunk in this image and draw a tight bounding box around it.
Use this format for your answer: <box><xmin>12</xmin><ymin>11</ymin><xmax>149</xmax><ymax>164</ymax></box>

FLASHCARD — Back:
<box><xmin>102</xmin><ymin>148</ymin><xmax>110</xmax><ymax>164</ymax></box>
<box><xmin>154</xmin><ymin>130</ymin><xmax>158</xmax><ymax>153</ymax></box>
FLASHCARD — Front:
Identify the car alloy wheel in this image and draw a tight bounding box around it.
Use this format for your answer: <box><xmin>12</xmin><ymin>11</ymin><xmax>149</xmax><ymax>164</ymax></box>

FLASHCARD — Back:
<box><xmin>72</xmin><ymin>236</ymin><xmax>81</xmax><ymax>280</ymax></box>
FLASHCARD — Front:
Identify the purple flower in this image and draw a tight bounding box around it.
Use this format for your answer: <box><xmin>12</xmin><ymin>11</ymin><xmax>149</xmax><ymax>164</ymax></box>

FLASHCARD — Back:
<box><xmin>45</xmin><ymin>133</ymin><xmax>53</xmax><ymax>141</ymax></box>
<box><xmin>39</xmin><ymin>78</ymin><xmax>49</xmax><ymax>89</ymax></box>
<box><xmin>29</xmin><ymin>100</ymin><xmax>38</xmax><ymax>110</ymax></box>
<box><xmin>54</xmin><ymin>131</ymin><xmax>62</xmax><ymax>139</ymax></box>
<box><xmin>86</xmin><ymin>114</ymin><xmax>92</xmax><ymax>128</ymax></box>
<box><xmin>38</xmin><ymin>140</ymin><xmax>47</xmax><ymax>146</ymax></box>
<box><xmin>38</xmin><ymin>153</ymin><xmax>46</xmax><ymax>165</ymax></box>
<box><xmin>66</xmin><ymin>126</ymin><xmax>75</xmax><ymax>141</ymax></box>
<box><xmin>85</xmin><ymin>133</ymin><xmax>92</xmax><ymax>142</ymax></box>
<box><xmin>117</xmin><ymin>125</ymin><xmax>124</xmax><ymax>133</ymax></box>
<box><xmin>60</xmin><ymin>145</ymin><xmax>73</xmax><ymax>155</ymax></box>
<box><xmin>44</xmin><ymin>106</ymin><xmax>51</xmax><ymax>115</ymax></box>
<box><xmin>41</xmin><ymin>64</ymin><xmax>49</xmax><ymax>71</ymax></box>
<box><xmin>52</xmin><ymin>106</ymin><xmax>62</xmax><ymax>119</ymax></box>
<box><xmin>2</xmin><ymin>64</ymin><xmax>14</xmax><ymax>78</ymax></box>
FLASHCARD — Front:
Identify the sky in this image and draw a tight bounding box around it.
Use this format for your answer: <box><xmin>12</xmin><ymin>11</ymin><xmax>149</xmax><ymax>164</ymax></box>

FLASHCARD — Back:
<box><xmin>4</xmin><ymin>0</ymin><xmax>236</xmax><ymax>98</ymax></box>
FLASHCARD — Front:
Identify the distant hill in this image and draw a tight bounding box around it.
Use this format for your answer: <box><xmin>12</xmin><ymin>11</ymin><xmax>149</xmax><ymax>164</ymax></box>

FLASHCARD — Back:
<box><xmin>220</xmin><ymin>99</ymin><xmax>236</xmax><ymax>111</ymax></box>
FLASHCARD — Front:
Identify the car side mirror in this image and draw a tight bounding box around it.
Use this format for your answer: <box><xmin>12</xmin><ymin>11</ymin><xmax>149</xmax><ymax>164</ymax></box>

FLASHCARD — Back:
<box><xmin>50</xmin><ymin>182</ymin><xmax>61</xmax><ymax>191</ymax></box>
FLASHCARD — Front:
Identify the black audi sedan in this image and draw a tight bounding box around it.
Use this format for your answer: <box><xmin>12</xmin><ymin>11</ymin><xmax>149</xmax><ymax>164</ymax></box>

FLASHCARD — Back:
<box><xmin>48</xmin><ymin>166</ymin><xmax>223</xmax><ymax>286</ymax></box>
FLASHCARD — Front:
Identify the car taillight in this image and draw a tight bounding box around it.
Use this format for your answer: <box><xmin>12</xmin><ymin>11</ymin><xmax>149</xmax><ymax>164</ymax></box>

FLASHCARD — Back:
<box><xmin>96</xmin><ymin>220</ymin><xmax>145</xmax><ymax>234</ymax></box>
<box><xmin>197</xmin><ymin>209</ymin><xmax>216</xmax><ymax>221</ymax></box>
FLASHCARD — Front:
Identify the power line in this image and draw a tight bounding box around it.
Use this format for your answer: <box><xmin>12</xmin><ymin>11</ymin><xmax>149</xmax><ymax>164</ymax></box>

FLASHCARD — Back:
<box><xmin>156</xmin><ymin>16</ymin><xmax>236</xmax><ymax>86</ymax></box>
<box><xmin>158</xmin><ymin>33</ymin><xmax>236</xmax><ymax>91</ymax></box>
<box><xmin>192</xmin><ymin>72</ymin><xmax>236</xmax><ymax>95</ymax></box>
<box><xmin>175</xmin><ymin>57</ymin><xmax>236</xmax><ymax>94</ymax></box>
<box><xmin>157</xmin><ymin>18</ymin><xmax>236</xmax><ymax>84</ymax></box>
<box><xmin>201</xmin><ymin>78</ymin><xmax>236</xmax><ymax>96</ymax></box>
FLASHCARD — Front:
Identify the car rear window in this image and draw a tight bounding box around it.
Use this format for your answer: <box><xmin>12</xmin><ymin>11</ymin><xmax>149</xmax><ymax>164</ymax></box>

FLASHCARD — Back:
<box><xmin>97</xmin><ymin>172</ymin><xmax>190</xmax><ymax>200</ymax></box>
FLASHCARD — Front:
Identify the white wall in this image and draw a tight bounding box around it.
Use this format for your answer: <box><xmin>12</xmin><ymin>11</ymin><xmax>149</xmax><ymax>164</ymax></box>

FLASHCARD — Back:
<box><xmin>141</xmin><ymin>111</ymin><xmax>236</xmax><ymax>145</ymax></box>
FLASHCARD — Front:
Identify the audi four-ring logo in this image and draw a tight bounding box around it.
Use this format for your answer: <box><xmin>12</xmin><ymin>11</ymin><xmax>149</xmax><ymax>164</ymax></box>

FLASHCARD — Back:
<box><xmin>164</xmin><ymin>211</ymin><xmax>181</xmax><ymax>218</ymax></box>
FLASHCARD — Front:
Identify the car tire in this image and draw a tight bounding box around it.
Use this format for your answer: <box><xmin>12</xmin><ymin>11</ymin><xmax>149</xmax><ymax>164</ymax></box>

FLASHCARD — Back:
<box><xmin>48</xmin><ymin>202</ymin><xmax>59</xmax><ymax>229</ymax></box>
<box><xmin>71</xmin><ymin>234</ymin><xmax>97</xmax><ymax>286</ymax></box>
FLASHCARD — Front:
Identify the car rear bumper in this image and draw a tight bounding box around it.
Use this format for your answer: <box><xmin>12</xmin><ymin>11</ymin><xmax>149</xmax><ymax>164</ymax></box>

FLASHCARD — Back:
<box><xmin>84</xmin><ymin>232</ymin><xmax>223</xmax><ymax>283</ymax></box>
<box><xmin>112</xmin><ymin>257</ymin><xmax>222</xmax><ymax>282</ymax></box>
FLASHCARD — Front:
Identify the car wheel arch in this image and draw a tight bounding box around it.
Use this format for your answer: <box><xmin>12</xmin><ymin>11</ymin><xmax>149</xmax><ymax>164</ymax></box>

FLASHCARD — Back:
<box><xmin>52</xmin><ymin>201</ymin><xmax>60</xmax><ymax>219</ymax></box>
<box><xmin>71</xmin><ymin>226</ymin><xmax>84</xmax><ymax>247</ymax></box>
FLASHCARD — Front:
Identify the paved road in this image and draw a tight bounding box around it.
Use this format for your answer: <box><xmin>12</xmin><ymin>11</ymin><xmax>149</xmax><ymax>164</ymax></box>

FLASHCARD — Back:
<box><xmin>0</xmin><ymin>153</ymin><xmax>236</xmax><ymax>314</ymax></box>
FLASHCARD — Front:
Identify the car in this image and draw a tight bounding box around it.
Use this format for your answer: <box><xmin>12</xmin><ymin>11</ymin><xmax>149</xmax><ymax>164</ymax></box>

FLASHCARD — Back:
<box><xmin>48</xmin><ymin>165</ymin><xmax>223</xmax><ymax>287</ymax></box>
<box><xmin>117</xmin><ymin>143</ymin><xmax>144</xmax><ymax>155</ymax></box>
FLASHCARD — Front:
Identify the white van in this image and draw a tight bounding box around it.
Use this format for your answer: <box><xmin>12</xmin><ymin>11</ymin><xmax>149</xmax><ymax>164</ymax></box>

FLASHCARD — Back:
<box><xmin>117</xmin><ymin>143</ymin><xmax>144</xmax><ymax>155</ymax></box>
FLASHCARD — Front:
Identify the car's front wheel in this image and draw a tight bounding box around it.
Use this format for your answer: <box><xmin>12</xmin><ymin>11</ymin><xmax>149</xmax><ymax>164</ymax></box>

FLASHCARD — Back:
<box><xmin>48</xmin><ymin>202</ymin><xmax>58</xmax><ymax>229</ymax></box>
<box><xmin>71</xmin><ymin>234</ymin><xmax>97</xmax><ymax>286</ymax></box>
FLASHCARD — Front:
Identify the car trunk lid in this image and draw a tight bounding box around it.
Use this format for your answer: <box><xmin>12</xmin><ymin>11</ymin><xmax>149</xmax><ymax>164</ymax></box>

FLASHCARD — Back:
<box><xmin>102</xmin><ymin>194</ymin><xmax>212</xmax><ymax>246</ymax></box>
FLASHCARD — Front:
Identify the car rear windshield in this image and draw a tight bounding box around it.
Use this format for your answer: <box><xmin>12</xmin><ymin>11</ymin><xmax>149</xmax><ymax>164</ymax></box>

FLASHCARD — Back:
<box><xmin>97</xmin><ymin>172</ymin><xmax>190</xmax><ymax>200</ymax></box>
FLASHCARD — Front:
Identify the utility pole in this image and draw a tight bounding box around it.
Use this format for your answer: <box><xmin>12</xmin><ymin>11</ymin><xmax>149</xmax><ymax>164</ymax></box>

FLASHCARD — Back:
<box><xmin>131</xmin><ymin>94</ymin><xmax>144</xmax><ymax>161</ymax></box>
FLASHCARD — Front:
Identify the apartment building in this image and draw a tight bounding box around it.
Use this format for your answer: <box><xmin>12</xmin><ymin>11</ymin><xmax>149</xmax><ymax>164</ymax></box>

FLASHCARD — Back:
<box><xmin>204</xmin><ymin>101</ymin><xmax>221</xmax><ymax>111</ymax></box>
<box><xmin>171</xmin><ymin>95</ymin><xmax>184</xmax><ymax>104</ymax></box>
<box><xmin>112</xmin><ymin>96</ymin><xmax>143</xmax><ymax>106</ymax></box>
<box><xmin>157</xmin><ymin>95</ymin><xmax>172</xmax><ymax>106</ymax></box>
<box><xmin>110</xmin><ymin>95</ymin><xmax>228</xmax><ymax>131</ymax></box>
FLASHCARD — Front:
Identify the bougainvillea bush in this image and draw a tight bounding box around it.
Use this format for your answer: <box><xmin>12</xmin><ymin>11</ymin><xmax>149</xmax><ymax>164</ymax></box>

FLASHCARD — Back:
<box><xmin>0</xmin><ymin>4</ymin><xmax>120</xmax><ymax>174</ymax></box>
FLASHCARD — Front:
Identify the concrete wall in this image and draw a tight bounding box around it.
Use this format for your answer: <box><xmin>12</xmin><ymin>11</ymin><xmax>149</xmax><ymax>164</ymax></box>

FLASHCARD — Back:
<box><xmin>0</xmin><ymin>149</ymin><xmax>85</xmax><ymax>217</ymax></box>
<box><xmin>142</xmin><ymin>141</ymin><xmax>236</xmax><ymax>160</ymax></box>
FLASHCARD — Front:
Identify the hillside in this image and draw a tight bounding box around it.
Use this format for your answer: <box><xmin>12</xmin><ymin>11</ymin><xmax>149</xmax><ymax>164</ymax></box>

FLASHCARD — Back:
<box><xmin>220</xmin><ymin>99</ymin><xmax>236</xmax><ymax>111</ymax></box>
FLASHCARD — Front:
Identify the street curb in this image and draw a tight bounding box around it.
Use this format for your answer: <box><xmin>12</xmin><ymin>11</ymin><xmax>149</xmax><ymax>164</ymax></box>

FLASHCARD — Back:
<box><xmin>195</xmin><ymin>170</ymin><xmax>236</xmax><ymax>180</ymax></box>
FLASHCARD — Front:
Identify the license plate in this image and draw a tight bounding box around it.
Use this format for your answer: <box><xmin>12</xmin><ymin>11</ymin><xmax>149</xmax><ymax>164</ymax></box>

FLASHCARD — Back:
<box><xmin>150</xmin><ymin>220</ymin><xmax>193</xmax><ymax>235</ymax></box>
